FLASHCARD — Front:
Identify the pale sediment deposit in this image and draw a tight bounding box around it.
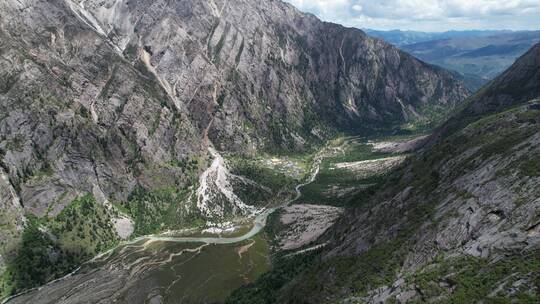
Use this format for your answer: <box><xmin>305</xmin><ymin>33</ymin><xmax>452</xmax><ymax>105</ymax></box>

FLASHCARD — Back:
<box><xmin>334</xmin><ymin>156</ymin><xmax>407</xmax><ymax>179</ymax></box>
<box><xmin>369</xmin><ymin>135</ymin><xmax>428</xmax><ymax>153</ymax></box>
<box><xmin>278</xmin><ymin>204</ymin><xmax>343</xmax><ymax>251</ymax></box>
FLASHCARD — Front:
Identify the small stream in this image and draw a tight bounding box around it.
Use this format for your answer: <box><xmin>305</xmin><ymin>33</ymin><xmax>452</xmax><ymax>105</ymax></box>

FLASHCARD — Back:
<box><xmin>5</xmin><ymin>150</ymin><xmax>325</xmax><ymax>304</ymax></box>
<box><xmin>113</xmin><ymin>152</ymin><xmax>321</xmax><ymax>247</ymax></box>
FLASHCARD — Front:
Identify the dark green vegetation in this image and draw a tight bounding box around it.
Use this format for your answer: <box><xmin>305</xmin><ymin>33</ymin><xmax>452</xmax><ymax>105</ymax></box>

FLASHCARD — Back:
<box><xmin>262</xmin><ymin>209</ymin><xmax>284</xmax><ymax>249</ymax></box>
<box><xmin>0</xmin><ymin>195</ymin><xmax>118</xmax><ymax>298</ymax></box>
<box><xmin>407</xmin><ymin>252</ymin><xmax>540</xmax><ymax>304</ymax></box>
<box><xmin>294</xmin><ymin>241</ymin><xmax>404</xmax><ymax>300</ymax></box>
<box><xmin>1</xmin><ymin>217</ymin><xmax>76</xmax><ymax>297</ymax></box>
<box><xmin>226</xmin><ymin>249</ymin><xmax>321</xmax><ymax>304</ymax></box>
<box><xmin>116</xmin><ymin>187</ymin><xmax>201</xmax><ymax>236</ymax></box>
<box><xmin>226</xmin><ymin>242</ymin><xmax>403</xmax><ymax>304</ymax></box>
<box><xmin>228</xmin><ymin>155</ymin><xmax>305</xmax><ymax>206</ymax></box>
<box><xmin>520</xmin><ymin>154</ymin><xmax>540</xmax><ymax>177</ymax></box>
<box><xmin>230</xmin><ymin>159</ymin><xmax>299</xmax><ymax>191</ymax></box>
<box><xmin>297</xmin><ymin>138</ymin><xmax>402</xmax><ymax>207</ymax></box>
<box><xmin>49</xmin><ymin>195</ymin><xmax>118</xmax><ymax>257</ymax></box>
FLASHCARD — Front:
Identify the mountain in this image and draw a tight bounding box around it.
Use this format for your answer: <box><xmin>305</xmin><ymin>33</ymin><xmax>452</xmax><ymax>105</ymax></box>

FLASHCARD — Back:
<box><xmin>228</xmin><ymin>43</ymin><xmax>540</xmax><ymax>303</ymax></box>
<box><xmin>401</xmin><ymin>30</ymin><xmax>540</xmax><ymax>86</ymax></box>
<box><xmin>0</xmin><ymin>0</ymin><xmax>469</xmax><ymax>299</ymax></box>
<box><xmin>366</xmin><ymin>29</ymin><xmax>540</xmax><ymax>92</ymax></box>
<box><xmin>364</xmin><ymin>29</ymin><xmax>514</xmax><ymax>46</ymax></box>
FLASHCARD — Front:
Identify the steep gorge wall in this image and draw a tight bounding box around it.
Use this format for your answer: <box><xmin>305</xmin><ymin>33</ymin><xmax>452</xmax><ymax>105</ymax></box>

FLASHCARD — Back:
<box><xmin>0</xmin><ymin>0</ymin><xmax>468</xmax><ymax>231</ymax></box>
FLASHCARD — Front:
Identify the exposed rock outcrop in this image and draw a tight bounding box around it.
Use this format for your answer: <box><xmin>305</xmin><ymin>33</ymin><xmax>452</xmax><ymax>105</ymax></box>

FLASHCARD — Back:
<box><xmin>0</xmin><ymin>0</ymin><xmax>468</xmax><ymax>227</ymax></box>
<box><xmin>0</xmin><ymin>0</ymin><xmax>470</xmax><ymax>300</ymax></box>
<box><xmin>229</xmin><ymin>43</ymin><xmax>540</xmax><ymax>304</ymax></box>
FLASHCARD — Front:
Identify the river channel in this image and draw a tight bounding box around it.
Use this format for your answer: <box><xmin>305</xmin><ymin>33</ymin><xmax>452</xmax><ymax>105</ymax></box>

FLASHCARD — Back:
<box><xmin>5</xmin><ymin>152</ymin><xmax>324</xmax><ymax>304</ymax></box>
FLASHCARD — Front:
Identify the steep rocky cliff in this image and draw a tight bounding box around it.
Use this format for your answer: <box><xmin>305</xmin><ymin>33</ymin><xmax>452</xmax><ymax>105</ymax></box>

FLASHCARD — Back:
<box><xmin>0</xmin><ymin>0</ymin><xmax>469</xmax><ymax>298</ymax></box>
<box><xmin>0</xmin><ymin>0</ymin><xmax>467</xmax><ymax>234</ymax></box>
<box><xmin>229</xmin><ymin>43</ymin><xmax>540</xmax><ymax>304</ymax></box>
<box><xmin>72</xmin><ymin>0</ymin><xmax>468</xmax><ymax>149</ymax></box>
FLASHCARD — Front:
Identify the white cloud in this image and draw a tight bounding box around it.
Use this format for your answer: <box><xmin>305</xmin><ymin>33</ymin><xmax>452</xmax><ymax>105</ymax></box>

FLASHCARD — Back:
<box><xmin>351</xmin><ymin>4</ymin><xmax>362</xmax><ymax>12</ymax></box>
<box><xmin>287</xmin><ymin>0</ymin><xmax>353</xmax><ymax>22</ymax></box>
<box><xmin>284</xmin><ymin>0</ymin><xmax>540</xmax><ymax>31</ymax></box>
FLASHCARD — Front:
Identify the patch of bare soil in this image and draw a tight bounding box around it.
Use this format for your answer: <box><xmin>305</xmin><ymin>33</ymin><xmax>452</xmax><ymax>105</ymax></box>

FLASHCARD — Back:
<box><xmin>369</xmin><ymin>135</ymin><xmax>428</xmax><ymax>153</ymax></box>
<box><xmin>333</xmin><ymin>156</ymin><xmax>407</xmax><ymax>179</ymax></box>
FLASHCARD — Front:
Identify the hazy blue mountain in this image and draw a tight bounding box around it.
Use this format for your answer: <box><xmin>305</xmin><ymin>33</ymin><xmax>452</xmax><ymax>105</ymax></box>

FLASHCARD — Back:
<box><xmin>401</xmin><ymin>31</ymin><xmax>540</xmax><ymax>81</ymax></box>
<box><xmin>367</xmin><ymin>29</ymin><xmax>540</xmax><ymax>91</ymax></box>
<box><xmin>364</xmin><ymin>29</ymin><xmax>515</xmax><ymax>46</ymax></box>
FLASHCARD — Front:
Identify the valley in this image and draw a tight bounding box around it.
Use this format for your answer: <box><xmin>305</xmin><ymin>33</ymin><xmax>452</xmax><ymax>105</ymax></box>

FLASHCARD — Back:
<box><xmin>0</xmin><ymin>0</ymin><xmax>538</xmax><ymax>303</ymax></box>
<box><xmin>227</xmin><ymin>49</ymin><xmax>540</xmax><ymax>303</ymax></box>
<box><xmin>368</xmin><ymin>29</ymin><xmax>540</xmax><ymax>91</ymax></box>
<box><xmin>2</xmin><ymin>134</ymin><xmax>422</xmax><ymax>304</ymax></box>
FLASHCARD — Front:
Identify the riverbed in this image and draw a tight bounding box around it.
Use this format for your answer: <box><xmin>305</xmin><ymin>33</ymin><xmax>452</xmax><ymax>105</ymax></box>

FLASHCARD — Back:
<box><xmin>4</xmin><ymin>134</ymin><xmax>424</xmax><ymax>304</ymax></box>
<box><xmin>5</xmin><ymin>147</ymin><xmax>325</xmax><ymax>304</ymax></box>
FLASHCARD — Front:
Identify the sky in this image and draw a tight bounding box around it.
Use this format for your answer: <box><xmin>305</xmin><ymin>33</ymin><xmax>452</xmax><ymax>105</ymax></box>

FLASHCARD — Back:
<box><xmin>284</xmin><ymin>0</ymin><xmax>540</xmax><ymax>32</ymax></box>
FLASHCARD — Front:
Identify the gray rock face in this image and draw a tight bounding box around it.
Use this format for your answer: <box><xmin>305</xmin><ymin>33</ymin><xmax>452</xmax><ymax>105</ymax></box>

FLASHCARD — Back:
<box><xmin>0</xmin><ymin>0</ymin><xmax>468</xmax><ymax>221</ymax></box>
<box><xmin>344</xmin><ymin>100</ymin><xmax>540</xmax><ymax>303</ymax></box>
<box><xmin>0</xmin><ymin>0</ymin><xmax>469</xmax><ymax>298</ymax></box>
<box><xmin>0</xmin><ymin>168</ymin><xmax>25</xmax><ymax>272</ymax></box>
<box><xmin>277</xmin><ymin>204</ymin><xmax>343</xmax><ymax>251</ymax></box>
<box><xmin>77</xmin><ymin>0</ymin><xmax>467</xmax><ymax>151</ymax></box>
<box><xmin>266</xmin><ymin>44</ymin><xmax>540</xmax><ymax>303</ymax></box>
<box><xmin>0</xmin><ymin>0</ymin><xmax>201</xmax><ymax>218</ymax></box>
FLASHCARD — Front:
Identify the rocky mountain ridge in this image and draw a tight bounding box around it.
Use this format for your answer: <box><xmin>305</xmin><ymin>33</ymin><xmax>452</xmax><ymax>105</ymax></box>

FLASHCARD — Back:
<box><xmin>0</xmin><ymin>0</ymin><xmax>468</xmax><ymax>235</ymax></box>
<box><xmin>0</xmin><ymin>0</ymin><xmax>469</xmax><ymax>299</ymax></box>
<box><xmin>228</xmin><ymin>43</ymin><xmax>540</xmax><ymax>304</ymax></box>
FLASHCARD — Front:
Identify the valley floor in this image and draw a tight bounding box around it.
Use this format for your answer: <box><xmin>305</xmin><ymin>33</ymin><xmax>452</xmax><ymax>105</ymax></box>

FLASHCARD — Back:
<box><xmin>2</xmin><ymin>133</ymin><xmax>426</xmax><ymax>304</ymax></box>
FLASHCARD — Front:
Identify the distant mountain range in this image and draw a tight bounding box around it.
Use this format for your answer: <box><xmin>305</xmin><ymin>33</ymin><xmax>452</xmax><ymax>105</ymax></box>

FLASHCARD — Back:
<box><xmin>364</xmin><ymin>29</ymin><xmax>516</xmax><ymax>46</ymax></box>
<box><xmin>366</xmin><ymin>29</ymin><xmax>540</xmax><ymax>91</ymax></box>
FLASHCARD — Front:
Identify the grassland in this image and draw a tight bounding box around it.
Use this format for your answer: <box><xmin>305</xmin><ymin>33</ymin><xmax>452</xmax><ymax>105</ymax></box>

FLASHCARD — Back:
<box><xmin>296</xmin><ymin>136</ymin><xmax>409</xmax><ymax>207</ymax></box>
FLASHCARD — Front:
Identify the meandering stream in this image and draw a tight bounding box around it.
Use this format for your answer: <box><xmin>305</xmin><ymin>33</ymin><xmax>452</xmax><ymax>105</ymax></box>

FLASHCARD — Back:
<box><xmin>132</xmin><ymin>154</ymin><xmax>321</xmax><ymax>245</ymax></box>
<box><xmin>4</xmin><ymin>149</ymin><xmax>325</xmax><ymax>304</ymax></box>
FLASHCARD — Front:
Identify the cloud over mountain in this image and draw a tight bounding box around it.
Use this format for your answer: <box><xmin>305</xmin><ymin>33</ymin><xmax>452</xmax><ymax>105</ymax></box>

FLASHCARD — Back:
<box><xmin>286</xmin><ymin>0</ymin><xmax>540</xmax><ymax>31</ymax></box>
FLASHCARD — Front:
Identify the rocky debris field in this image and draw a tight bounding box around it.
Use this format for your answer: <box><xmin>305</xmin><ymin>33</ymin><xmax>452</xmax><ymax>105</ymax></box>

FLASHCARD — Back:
<box><xmin>277</xmin><ymin>204</ymin><xmax>343</xmax><ymax>251</ymax></box>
